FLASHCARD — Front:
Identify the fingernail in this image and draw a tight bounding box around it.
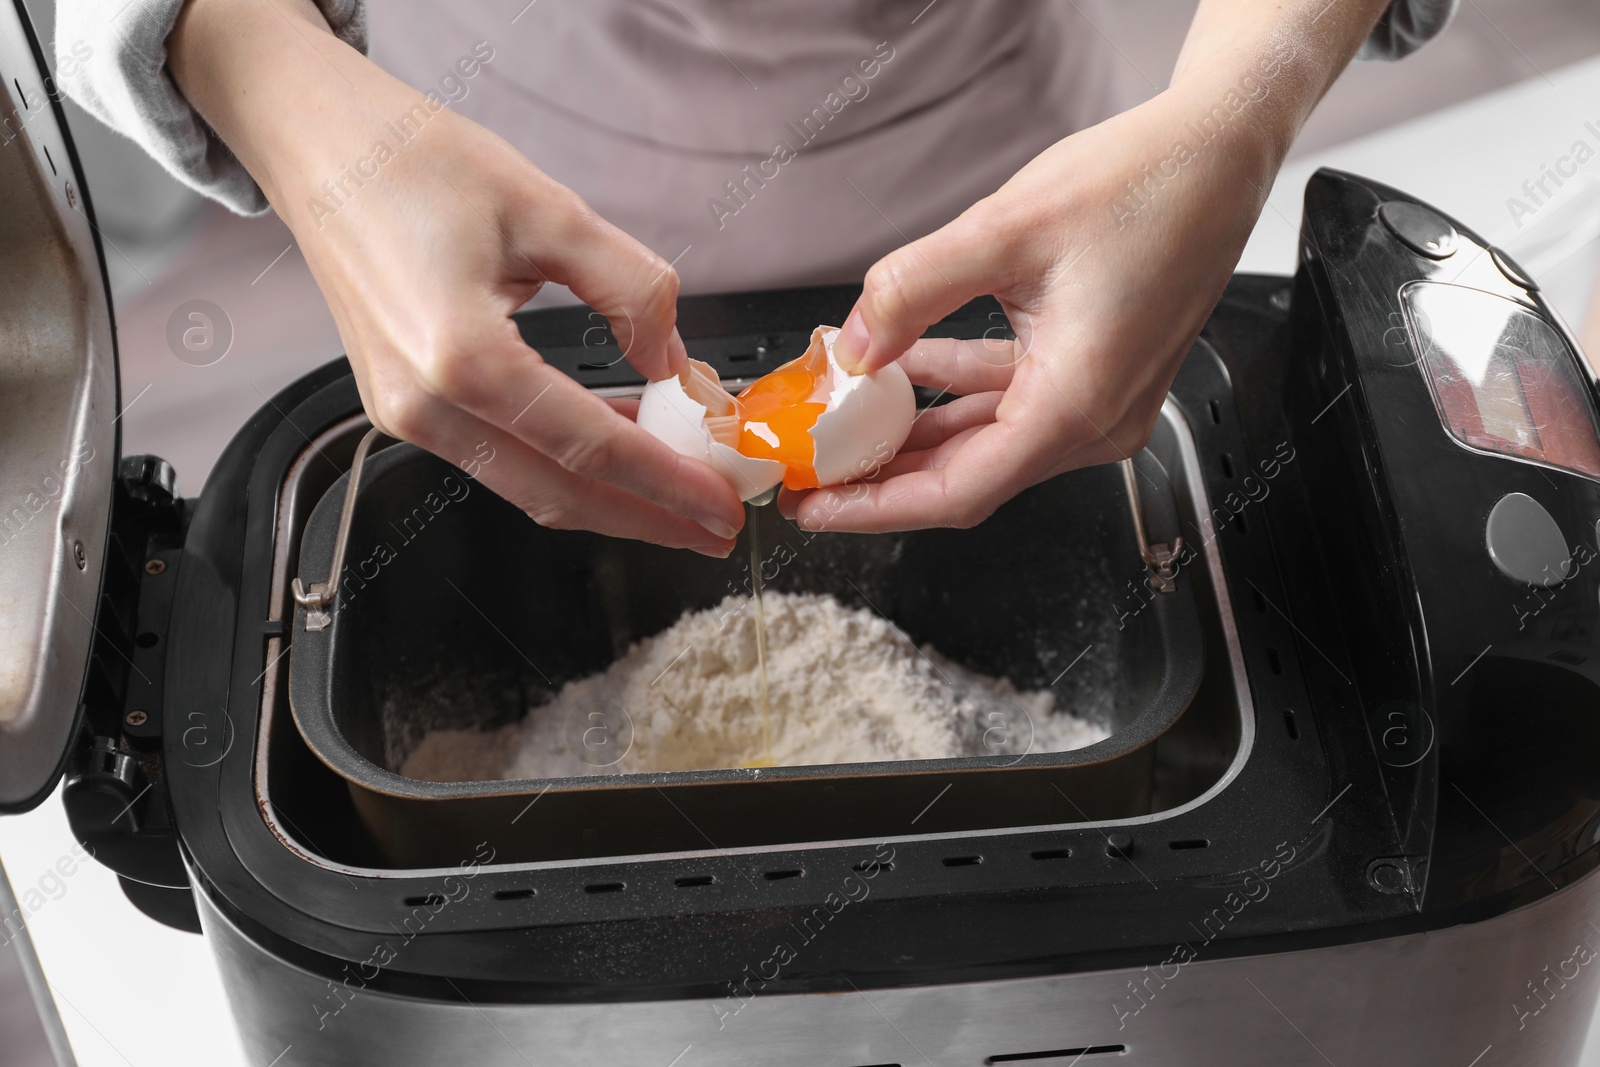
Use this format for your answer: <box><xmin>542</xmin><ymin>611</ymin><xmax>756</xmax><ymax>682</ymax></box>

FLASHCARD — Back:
<box><xmin>699</xmin><ymin>515</ymin><xmax>740</xmax><ymax>540</ymax></box>
<box><xmin>836</xmin><ymin>308</ymin><xmax>869</xmax><ymax>373</ymax></box>
<box><xmin>693</xmin><ymin>541</ymin><xmax>734</xmax><ymax>558</ymax></box>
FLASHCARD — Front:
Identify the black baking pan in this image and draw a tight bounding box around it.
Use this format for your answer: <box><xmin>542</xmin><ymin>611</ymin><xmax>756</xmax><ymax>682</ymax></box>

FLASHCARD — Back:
<box><xmin>287</xmin><ymin>426</ymin><xmax>1206</xmax><ymax>865</ymax></box>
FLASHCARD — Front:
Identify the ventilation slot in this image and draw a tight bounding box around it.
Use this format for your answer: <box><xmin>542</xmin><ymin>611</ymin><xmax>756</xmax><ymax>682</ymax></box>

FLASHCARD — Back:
<box><xmin>136</xmin><ymin>631</ymin><xmax>159</xmax><ymax>648</ymax></box>
<box><xmin>1550</xmin><ymin>649</ymin><xmax>1587</xmax><ymax>665</ymax></box>
<box><xmin>1219</xmin><ymin>452</ymin><xmax>1235</xmax><ymax>478</ymax></box>
<box><xmin>763</xmin><ymin>869</ymin><xmax>804</xmax><ymax>882</ymax></box>
<box><xmin>1233</xmin><ymin>510</ymin><xmax>1249</xmax><ymax>535</ymax></box>
<box><xmin>732</xmin><ymin>335</ymin><xmax>779</xmax><ymax>363</ymax></box>
<box><xmin>675</xmin><ymin>875</ymin><xmax>716</xmax><ymax>888</ymax></box>
<box><xmin>584</xmin><ymin>882</ymin><xmax>625</xmax><ymax>894</ymax></box>
<box><xmin>1168</xmin><ymin>838</ymin><xmax>1209</xmax><ymax>851</ymax></box>
<box><xmin>853</xmin><ymin>860</ymin><xmax>895</xmax><ymax>874</ymax></box>
<box><xmin>493</xmin><ymin>888</ymin><xmax>537</xmax><ymax>901</ymax></box>
<box><xmin>1267</xmin><ymin>648</ymin><xmax>1283</xmax><ymax>676</ymax></box>
<box><xmin>1251</xmin><ymin>587</ymin><xmax>1268</xmax><ymax>614</ymax></box>
<box><xmin>42</xmin><ymin>144</ymin><xmax>56</xmax><ymax>176</ymax></box>
<box><xmin>1208</xmin><ymin>399</ymin><xmax>1222</xmax><ymax>424</ymax></box>
<box><xmin>1030</xmin><ymin>848</ymin><xmax>1071</xmax><ymax>861</ymax></box>
<box><xmin>1284</xmin><ymin>709</ymin><xmax>1300</xmax><ymax>740</ymax></box>
<box><xmin>403</xmin><ymin>894</ymin><xmax>445</xmax><ymax>907</ymax></box>
<box><xmin>987</xmin><ymin>1045</ymin><xmax>1127</xmax><ymax>1064</ymax></box>
<box><xmin>942</xmin><ymin>855</ymin><xmax>983</xmax><ymax>868</ymax></box>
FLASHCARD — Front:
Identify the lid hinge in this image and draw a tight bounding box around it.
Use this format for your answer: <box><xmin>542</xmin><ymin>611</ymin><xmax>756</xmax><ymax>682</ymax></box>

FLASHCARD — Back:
<box><xmin>59</xmin><ymin>454</ymin><xmax>196</xmax><ymax>930</ymax></box>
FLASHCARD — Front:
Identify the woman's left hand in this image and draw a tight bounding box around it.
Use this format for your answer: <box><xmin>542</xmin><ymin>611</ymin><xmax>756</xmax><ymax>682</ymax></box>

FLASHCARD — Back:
<box><xmin>782</xmin><ymin>85</ymin><xmax>1278</xmax><ymax>532</ymax></box>
<box><xmin>782</xmin><ymin>0</ymin><xmax>1390</xmax><ymax>532</ymax></box>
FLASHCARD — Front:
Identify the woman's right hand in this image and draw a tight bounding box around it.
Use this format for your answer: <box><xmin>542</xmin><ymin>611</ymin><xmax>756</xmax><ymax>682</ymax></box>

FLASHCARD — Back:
<box><xmin>169</xmin><ymin>0</ymin><xmax>744</xmax><ymax>555</ymax></box>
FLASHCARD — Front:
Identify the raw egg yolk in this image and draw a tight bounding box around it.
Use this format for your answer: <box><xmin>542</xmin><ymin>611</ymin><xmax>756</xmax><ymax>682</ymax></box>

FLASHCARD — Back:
<box><xmin>734</xmin><ymin>349</ymin><xmax>829</xmax><ymax>490</ymax></box>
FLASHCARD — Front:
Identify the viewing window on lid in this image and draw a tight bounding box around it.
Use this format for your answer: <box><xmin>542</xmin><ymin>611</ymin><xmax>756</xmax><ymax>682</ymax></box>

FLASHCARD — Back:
<box><xmin>1401</xmin><ymin>281</ymin><xmax>1600</xmax><ymax>481</ymax></box>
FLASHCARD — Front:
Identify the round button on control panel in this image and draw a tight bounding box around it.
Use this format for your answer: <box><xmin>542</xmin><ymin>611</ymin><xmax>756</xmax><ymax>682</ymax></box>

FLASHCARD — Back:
<box><xmin>1485</xmin><ymin>492</ymin><xmax>1571</xmax><ymax>588</ymax></box>
<box><xmin>1379</xmin><ymin>201</ymin><xmax>1460</xmax><ymax>260</ymax></box>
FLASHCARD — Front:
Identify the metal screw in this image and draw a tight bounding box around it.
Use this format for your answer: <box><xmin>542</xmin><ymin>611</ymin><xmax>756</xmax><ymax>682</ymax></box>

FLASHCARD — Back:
<box><xmin>125</xmin><ymin>710</ymin><xmax>148</xmax><ymax>727</ymax></box>
<box><xmin>144</xmin><ymin>558</ymin><xmax>166</xmax><ymax>575</ymax></box>
<box><xmin>65</xmin><ymin>181</ymin><xmax>76</xmax><ymax>208</ymax></box>
<box><xmin>72</xmin><ymin>540</ymin><xmax>86</xmax><ymax>569</ymax></box>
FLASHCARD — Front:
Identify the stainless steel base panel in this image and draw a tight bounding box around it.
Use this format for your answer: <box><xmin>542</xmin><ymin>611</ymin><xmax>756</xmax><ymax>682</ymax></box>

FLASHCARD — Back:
<box><xmin>200</xmin><ymin>864</ymin><xmax>1600</xmax><ymax>1067</ymax></box>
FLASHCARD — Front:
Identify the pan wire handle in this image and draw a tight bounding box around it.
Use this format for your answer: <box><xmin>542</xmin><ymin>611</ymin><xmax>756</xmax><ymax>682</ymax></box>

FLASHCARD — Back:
<box><xmin>1121</xmin><ymin>456</ymin><xmax>1183</xmax><ymax>594</ymax></box>
<box><xmin>292</xmin><ymin>425</ymin><xmax>388</xmax><ymax>632</ymax></box>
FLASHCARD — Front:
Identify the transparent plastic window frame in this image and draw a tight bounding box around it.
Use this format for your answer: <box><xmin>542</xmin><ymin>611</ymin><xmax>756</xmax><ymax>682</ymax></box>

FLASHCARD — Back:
<box><xmin>1401</xmin><ymin>281</ymin><xmax>1600</xmax><ymax>481</ymax></box>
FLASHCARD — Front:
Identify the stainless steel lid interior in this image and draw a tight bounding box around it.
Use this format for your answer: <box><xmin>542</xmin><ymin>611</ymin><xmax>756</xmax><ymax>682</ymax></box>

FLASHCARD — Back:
<box><xmin>0</xmin><ymin>4</ymin><xmax>118</xmax><ymax>811</ymax></box>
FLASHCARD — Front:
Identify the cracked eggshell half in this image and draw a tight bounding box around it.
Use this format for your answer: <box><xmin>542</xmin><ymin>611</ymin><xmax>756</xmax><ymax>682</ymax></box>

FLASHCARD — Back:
<box><xmin>636</xmin><ymin>360</ymin><xmax>785</xmax><ymax>502</ymax></box>
<box><xmin>808</xmin><ymin>326</ymin><xmax>917</xmax><ymax>488</ymax></box>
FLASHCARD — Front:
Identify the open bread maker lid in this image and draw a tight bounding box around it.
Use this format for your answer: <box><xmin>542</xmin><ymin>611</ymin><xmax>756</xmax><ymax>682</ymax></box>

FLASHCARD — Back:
<box><xmin>0</xmin><ymin>0</ymin><xmax>120</xmax><ymax>812</ymax></box>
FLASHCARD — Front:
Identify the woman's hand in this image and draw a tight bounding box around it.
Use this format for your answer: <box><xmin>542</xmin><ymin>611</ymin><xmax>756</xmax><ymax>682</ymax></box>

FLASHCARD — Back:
<box><xmin>785</xmin><ymin>0</ymin><xmax>1390</xmax><ymax>533</ymax></box>
<box><xmin>170</xmin><ymin>0</ymin><xmax>745</xmax><ymax>555</ymax></box>
<box><xmin>782</xmin><ymin>91</ymin><xmax>1269</xmax><ymax>532</ymax></box>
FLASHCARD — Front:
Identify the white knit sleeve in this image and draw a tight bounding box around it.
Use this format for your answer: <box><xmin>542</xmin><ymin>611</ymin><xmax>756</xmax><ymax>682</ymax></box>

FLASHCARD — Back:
<box><xmin>1361</xmin><ymin>0</ymin><xmax>1459</xmax><ymax>61</ymax></box>
<box><xmin>53</xmin><ymin>0</ymin><xmax>367</xmax><ymax>215</ymax></box>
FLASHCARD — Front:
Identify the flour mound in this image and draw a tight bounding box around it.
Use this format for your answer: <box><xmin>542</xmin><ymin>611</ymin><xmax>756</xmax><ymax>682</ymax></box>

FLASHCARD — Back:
<box><xmin>402</xmin><ymin>592</ymin><xmax>1109</xmax><ymax>781</ymax></box>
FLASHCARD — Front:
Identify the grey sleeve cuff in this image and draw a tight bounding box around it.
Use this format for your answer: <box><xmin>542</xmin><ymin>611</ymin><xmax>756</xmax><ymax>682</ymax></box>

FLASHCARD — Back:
<box><xmin>1360</xmin><ymin>0</ymin><xmax>1459</xmax><ymax>61</ymax></box>
<box><xmin>53</xmin><ymin>0</ymin><xmax>367</xmax><ymax>215</ymax></box>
